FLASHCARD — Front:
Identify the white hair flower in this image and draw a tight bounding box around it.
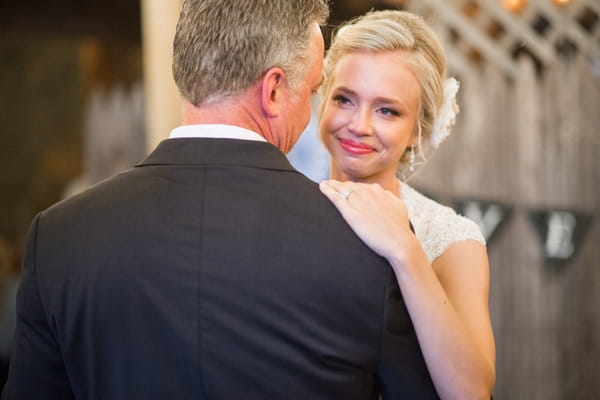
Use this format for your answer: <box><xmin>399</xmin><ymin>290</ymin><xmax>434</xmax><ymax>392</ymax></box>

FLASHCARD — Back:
<box><xmin>429</xmin><ymin>77</ymin><xmax>460</xmax><ymax>148</ymax></box>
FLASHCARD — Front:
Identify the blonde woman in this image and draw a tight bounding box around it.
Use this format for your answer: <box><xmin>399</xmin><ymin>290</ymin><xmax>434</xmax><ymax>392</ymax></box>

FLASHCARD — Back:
<box><xmin>319</xmin><ymin>10</ymin><xmax>496</xmax><ymax>400</ymax></box>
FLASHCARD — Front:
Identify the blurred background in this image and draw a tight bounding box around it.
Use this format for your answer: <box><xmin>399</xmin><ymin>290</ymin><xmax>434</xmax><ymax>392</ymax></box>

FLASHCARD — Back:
<box><xmin>0</xmin><ymin>0</ymin><xmax>598</xmax><ymax>398</ymax></box>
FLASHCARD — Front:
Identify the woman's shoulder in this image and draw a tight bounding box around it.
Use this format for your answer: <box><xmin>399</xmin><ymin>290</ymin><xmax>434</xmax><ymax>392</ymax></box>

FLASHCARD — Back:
<box><xmin>400</xmin><ymin>181</ymin><xmax>485</xmax><ymax>263</ymax></box>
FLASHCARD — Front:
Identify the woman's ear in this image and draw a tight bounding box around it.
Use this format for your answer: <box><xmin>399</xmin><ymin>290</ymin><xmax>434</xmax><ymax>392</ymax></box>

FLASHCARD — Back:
<box><xmin>259</xmin><ymin>67</ymin><xmax>286</xmax><ymax>117</ymax></box>
<box><xmin>408</xmin><ymin>133</ymin><xmax>419</xmax><ymax>148</ymax></box>
<box><xmin>408</xmin><ymin>119</ymin><xmax>423</xmax><ymax>147</ymax></box>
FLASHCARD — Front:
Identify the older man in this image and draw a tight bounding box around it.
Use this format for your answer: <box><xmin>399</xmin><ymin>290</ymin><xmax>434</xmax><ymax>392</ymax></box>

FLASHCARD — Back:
<box><xmin>3</xmin><ymin>1</ymin><xmax>437</xmax><ymax>399</ymax></box>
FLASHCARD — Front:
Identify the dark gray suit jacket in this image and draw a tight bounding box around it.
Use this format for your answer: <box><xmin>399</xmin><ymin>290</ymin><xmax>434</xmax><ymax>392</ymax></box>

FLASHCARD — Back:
<box><xmin>3</xmin><ymin>137</ymin><xmax>438</xmax><ymax>399</ymax></box>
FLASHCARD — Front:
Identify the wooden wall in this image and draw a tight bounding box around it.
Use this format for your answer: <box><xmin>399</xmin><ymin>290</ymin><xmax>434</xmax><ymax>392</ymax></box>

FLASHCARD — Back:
<box><xmin>413</xmin><ymin>55</ymin><xmax>600</xmax><ymax>400</ymax></box>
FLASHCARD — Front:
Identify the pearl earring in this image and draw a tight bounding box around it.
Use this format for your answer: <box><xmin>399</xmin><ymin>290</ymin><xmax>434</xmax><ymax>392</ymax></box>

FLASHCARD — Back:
<box><xmin>409</xmin><ymin>146</ymin><xmax>416</xmax><ymax>172</ymax></box>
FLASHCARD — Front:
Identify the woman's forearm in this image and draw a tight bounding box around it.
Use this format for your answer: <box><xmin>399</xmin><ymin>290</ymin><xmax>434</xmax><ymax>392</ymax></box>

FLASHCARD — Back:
<box><xmin>388</xmin><ymin>243</ymin><xmax>495</xmax><ymax>400</ymax></box>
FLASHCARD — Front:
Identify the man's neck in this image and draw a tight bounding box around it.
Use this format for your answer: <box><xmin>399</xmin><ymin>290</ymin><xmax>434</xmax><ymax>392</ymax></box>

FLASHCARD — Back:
<box><xmin>181</xmin><ymin>99</ymin><xmax>263</xmax><ymax>132</ymax></box>
<box><xmin>181</xmin><ymin>96</ymin><xmax>286</xmax><ymax>152</ymax></box>
<box><xmin>179</xmin><ymin>76</ymin><xmax>292</xmax><ymax>152</ymax></box>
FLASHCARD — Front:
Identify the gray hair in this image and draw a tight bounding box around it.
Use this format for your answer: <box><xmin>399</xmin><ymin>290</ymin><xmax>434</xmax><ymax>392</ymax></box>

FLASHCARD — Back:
<box><xmin>173</xmin><ymin>0</ymin><xmax>329</xmax><ymax>106</ymax></box>
<box><xmin>321</xmin><ymin>10</ymin><xmax>447</xmax><ymax>177</ymax></box>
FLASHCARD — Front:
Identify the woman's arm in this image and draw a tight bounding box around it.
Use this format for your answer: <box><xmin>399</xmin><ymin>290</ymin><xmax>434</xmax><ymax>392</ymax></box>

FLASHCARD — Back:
<box><xmin>319</xmin><ymin>180</ymin><xmax>495</xmax><ymax>400</ymax></box>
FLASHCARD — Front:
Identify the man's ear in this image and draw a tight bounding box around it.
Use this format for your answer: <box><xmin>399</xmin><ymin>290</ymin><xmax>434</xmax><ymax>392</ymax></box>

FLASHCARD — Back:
<box><xmin>260</xmin><ymin>67</ymin><xmax>286</xmax><ymax>117</ymax></box>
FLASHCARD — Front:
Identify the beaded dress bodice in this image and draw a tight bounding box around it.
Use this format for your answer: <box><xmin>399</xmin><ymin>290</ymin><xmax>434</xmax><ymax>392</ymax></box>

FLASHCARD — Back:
<box><xmin>399</xmin><ymin>181</ymin><xmax>485</xmax><ymax>263</ymax></box>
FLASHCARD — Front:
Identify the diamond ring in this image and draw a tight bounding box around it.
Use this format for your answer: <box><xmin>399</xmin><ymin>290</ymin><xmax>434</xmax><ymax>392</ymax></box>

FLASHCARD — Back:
<box><xmin>340</xmin><ymin>188</ymin><xmax>353</xmax><ymax>200</ymax></box>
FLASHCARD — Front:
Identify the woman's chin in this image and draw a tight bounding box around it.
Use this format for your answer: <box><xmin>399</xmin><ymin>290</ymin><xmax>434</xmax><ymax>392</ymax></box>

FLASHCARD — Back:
<box><xmin>339</xmin><ymin>165</ymin><xmax>372</xmax><ymax>181</ymax></box>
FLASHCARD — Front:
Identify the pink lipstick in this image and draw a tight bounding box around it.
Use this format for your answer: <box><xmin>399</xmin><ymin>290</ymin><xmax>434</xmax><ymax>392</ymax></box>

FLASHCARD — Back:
<box><xmin>339</xmin><ymin>138</ymin><xmax>375</xmax><ymax>155</ymax></box>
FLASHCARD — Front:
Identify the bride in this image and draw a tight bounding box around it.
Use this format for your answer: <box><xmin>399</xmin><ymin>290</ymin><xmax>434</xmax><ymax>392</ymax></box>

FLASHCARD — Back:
<box><xmin>318</xmin><ymin>10</ymin><xmax>496</xmax><ymax>400</ymax></box>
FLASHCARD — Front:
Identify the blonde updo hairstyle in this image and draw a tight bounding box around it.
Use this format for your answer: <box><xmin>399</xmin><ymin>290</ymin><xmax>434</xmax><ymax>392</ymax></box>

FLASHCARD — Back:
<box><xmin>321</xmin><ymin>10</ymin><xmax>447</xmax><ymax>178</ymax></box>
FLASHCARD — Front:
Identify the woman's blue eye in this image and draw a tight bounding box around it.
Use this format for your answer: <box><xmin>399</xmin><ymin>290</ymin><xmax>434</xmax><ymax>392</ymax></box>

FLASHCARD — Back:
<box><xmin>333</xmin><ymin>94</ymin><xmax>351</xmax><ymax>104</ymax></box>
<box><xmin>380</xmin><ymin>107</ymin><xmax>400</xmax><ymax>116</ymax></box>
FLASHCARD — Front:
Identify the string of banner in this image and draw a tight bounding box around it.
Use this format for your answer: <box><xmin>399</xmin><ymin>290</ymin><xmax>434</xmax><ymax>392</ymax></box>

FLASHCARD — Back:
<box><xmin>451</xmin><ymin>197</ymin><xmax>593</xmax><ymax>268</ymax></box>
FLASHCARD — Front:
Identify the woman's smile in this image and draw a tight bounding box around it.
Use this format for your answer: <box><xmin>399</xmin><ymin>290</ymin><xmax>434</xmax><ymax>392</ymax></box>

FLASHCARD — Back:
<box><xmin>338</xmin><ymin>138</ymin><xmax>376</xmax><ymax>155</ymax></box>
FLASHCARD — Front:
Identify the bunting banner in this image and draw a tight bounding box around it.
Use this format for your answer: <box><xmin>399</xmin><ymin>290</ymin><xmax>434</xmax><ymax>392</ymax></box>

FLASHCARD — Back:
<box><xmin>454</xmin><ymin>199</ymin><xmax>513</xmax><ymax>245</ymax></box>
<box><xmin>412</xmin><ymin>188</ymin><xmax>595</xmax><ymax>265</ymax></box>
<box><xmin>528</xmin><ymin>209</ymin><xmax>593</xmax><ymax>267</ymax></box>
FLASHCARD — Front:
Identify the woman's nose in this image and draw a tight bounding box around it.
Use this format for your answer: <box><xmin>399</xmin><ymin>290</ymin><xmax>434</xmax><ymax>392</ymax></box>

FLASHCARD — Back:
<box><xmin>348</xmin><ymin>108</ymin><xmax>373</xmax><ymax>136</ymax></box>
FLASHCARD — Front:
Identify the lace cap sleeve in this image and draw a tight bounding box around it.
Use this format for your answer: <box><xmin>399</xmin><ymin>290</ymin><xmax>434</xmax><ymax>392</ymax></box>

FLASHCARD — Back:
<box><xmin>400</xmin><ymin>182</ymin><xmax>486</xmax><ymax>263</ymax></box>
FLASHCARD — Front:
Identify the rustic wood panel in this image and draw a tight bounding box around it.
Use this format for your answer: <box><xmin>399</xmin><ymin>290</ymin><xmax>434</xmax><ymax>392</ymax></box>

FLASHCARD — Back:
<box><xmin>413</xmin><ymin>55</ymin><xmax>600</xmax><ymax>400</ymax></box>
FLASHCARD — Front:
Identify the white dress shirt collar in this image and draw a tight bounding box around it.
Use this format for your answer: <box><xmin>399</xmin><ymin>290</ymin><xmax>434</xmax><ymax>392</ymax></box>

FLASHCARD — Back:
<box><xmin>169</xmin><ymin>124</ymin><xmax>267</xmax><ymax>142</ymax></box>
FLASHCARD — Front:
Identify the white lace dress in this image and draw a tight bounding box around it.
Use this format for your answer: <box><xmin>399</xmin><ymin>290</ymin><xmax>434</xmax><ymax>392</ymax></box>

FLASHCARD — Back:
<box><xmin>399</xmin><ymin>181</ymin><xmax>486</xmax><ymax>263</ymax></box>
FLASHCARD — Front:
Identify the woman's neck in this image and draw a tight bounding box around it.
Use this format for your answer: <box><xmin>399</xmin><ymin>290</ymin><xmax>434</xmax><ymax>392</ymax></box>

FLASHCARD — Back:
<box><xmin>329</xmin><ymin>163</ymin><xmax>400</xmax><ymax>194</ymax></box>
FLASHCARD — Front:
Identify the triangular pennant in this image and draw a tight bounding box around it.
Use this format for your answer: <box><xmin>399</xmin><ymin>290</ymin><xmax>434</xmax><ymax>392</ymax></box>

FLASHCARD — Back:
<box><xmin>528</xmin><ymin>209</ymin><xmax>593</xmax><ymax>267</ymax></box>
<box><xmin>454</xmin><ymin>199</ymin><xmax>512</xmax><ymax>245</ymax></box>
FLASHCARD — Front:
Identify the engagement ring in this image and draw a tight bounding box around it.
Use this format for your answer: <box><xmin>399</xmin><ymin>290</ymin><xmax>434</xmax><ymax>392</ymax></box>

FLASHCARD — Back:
<box><xmin>340</xmin><ymin>188</ymin><xmax>353</xmax><ymax>200</ymax></box>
